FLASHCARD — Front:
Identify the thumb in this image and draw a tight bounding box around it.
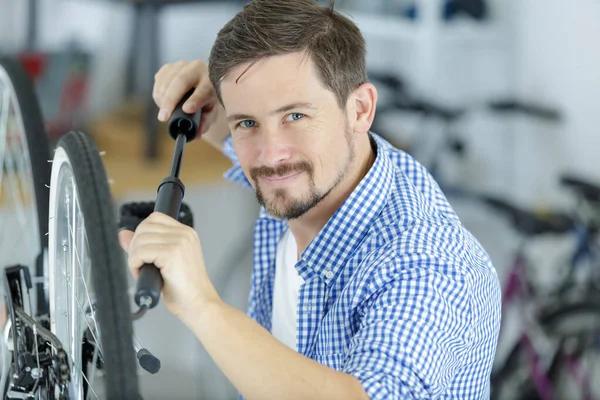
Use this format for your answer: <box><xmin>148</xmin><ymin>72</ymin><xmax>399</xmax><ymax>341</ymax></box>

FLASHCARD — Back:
<box><xmin>118</xmin><ymin>229</ymin><xmax>135</xmax><ymax>252</ymax></box>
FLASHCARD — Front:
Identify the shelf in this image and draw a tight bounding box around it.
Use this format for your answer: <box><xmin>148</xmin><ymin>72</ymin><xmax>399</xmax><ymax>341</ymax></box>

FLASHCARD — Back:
<box><xmin>346</xmin><ymin>12</ymin><xmax>510</xmax><ymax>48</ymax></box>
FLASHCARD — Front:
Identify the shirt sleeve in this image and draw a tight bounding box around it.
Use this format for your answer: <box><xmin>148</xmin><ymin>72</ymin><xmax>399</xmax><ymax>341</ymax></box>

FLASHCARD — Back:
<box><xmin>342</xmin><ymin>262</ymin><xmax>474</xmax><ymax>399</ymax></box>
<box><xmin>221</xmin><ymin>134</ymin><xmax>253</xmax><ymax>189</ymax></box>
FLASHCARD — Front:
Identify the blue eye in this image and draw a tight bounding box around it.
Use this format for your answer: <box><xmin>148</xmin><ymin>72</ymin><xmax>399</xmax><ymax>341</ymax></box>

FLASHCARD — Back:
<box><xmin>286</xmin><ymin>113</ymin><xmax>304</xmax><ymax>121</ymax></box>
<box><xmin>239</xmin><ymin>120</ymin><xmax>256</xmax><ymax>129</ymax></box>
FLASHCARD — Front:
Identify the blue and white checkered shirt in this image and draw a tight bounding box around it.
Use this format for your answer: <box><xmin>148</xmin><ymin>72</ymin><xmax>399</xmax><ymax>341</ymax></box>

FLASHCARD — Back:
<box><xmin>221</xmin><ymin>132</ymin><xmax>501</xmax><ymax>399</ymax></box>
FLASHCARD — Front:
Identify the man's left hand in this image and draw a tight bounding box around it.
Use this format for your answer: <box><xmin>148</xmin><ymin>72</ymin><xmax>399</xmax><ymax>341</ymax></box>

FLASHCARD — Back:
<box><xmin>118</xmin><ymin>212</ymin><xmax>221</xmax><ymax>322</ymax></box>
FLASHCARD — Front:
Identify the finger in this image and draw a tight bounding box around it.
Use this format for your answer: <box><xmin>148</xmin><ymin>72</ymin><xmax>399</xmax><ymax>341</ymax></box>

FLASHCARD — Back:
<box><xmin>142</xmin><ymin>211</ymin><xmax>184</xmax><ymax>227</ymax></box>
<box><xmin>118</xmin><ymin>229</ymin><xmax>135</xmax><ymax>252</ymax></box>
<box><xmin>128</xmin><ymin>229</ymin><xmax>179</xmax><ymax>253</ymax></box>
<box><xmin>182</xmin><ymin>82</ymin><xmax>216</xmax><ymax>114</ymax></box>
<box><xmin>198</xmin><ymin>105</ymin><xmax>218</xmax><ymax>136</ymax></box>
<box><xmin>153</xmin><ymin>62</ymin><xmax>186</xmax><ymax>109</ymax></box>
<box><xmin>127</xmin><ymin>242</ymin><xmax>171</xmax><ymax>279</ymax></box>
<box><xmin>159</xmin><ymin>61</ymin><xmax>208</xmax><ymax>121</ymax></box>
<box><xmin>128</xmin><ymin>214</ymin><xmax>179</xmax><ymax>240</ymax></box>
<box><xmin>153</xmin><ymin>63</ymin><xmax>177</xmax><ymax>107</ymax></box>
<box><xmin>129</xmin><ymin>264</ymin><xmax>140</xmax><ymax>280</ymax></box>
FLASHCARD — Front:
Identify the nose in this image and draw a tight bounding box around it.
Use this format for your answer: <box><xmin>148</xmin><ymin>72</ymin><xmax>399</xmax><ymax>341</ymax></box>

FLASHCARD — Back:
<box><xmin>256</xmin><ymin>128</ymin><xmax>292</xmax><ymax>167</ymax></box>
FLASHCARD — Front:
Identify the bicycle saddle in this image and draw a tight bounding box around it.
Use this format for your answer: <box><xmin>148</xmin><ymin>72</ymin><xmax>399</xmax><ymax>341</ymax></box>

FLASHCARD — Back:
<box><xmin>118</xmin><ymin>201</ymin><xmax>194</xmax><ymax>231</ymax></box>
<box><xmin>481</xmin><ymin>195</ymin><xmax>574</xmax><ymax>236</ymax></box>
<box><xmin>561</xmin><ymin>174</ymin><xmax>600</xmax><ymax>203</ymax></box>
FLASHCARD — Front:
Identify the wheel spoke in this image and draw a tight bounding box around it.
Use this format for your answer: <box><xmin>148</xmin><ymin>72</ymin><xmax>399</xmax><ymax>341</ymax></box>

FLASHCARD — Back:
<box><xmin>48</xmin><ymin>132</ymin><xmax>139</xmax><ymax>399</ymax></box>
<box><xmin>66</xmin><ymin>202</ymin><xmax>103</xmax><ymax>355</ymax></box>
<box><xmin>86</xmin><ymin>337</ymin><xmax>100</xmax><ymax>400</ymax></box>
<box><xmin>0</xmin><ymin>82</ymin><xmax>10</xmax><ymax>196</ymax></box>
<box><xmin>75</xmin><ymin>220</ymin><xmax>102</xmax><ymax>352</ymax></box>
<box><xmin>67</xmin><ymin>188</ymin><xmax>79</xmax><ymax>395</ymax></box>
<box><xmin>63</xmin><ymin>276</ymin><xmax>103</xmax><ymax>358</ymax></box>
<box><xmin>5</xmin><ymin>134</ymin><xmax>33</xmax><ymax>243</ymax></box>
<box><xmin>60</xmin><ymin>181</ymin><xmax>106</xmax><ymax>399</ymax></box>
<box><xmin>80</xmin><ymin>362</ymin><xmax>100</xmax><ymax>400</ymax></box>
<box><xmin>0</xmin><ymin>89</ymin><xmax>37</xmax><ymax>269</ymax></box>
<box><xmin>62</xmin><ymin>263</ymin><xmax>106</xmax><ymax>399</ymax></box>
<box><xmin>14</xmin><ymin>113</ymin><xmax>38</xmax><ymax>243</ymax></box>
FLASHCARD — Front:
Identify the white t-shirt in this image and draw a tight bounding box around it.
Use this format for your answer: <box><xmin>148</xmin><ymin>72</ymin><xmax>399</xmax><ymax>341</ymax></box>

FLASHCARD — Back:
<box><xmin>271</xmin><ymin>229</ymin><xmax>304</xmax><ymax>351</ymax></box>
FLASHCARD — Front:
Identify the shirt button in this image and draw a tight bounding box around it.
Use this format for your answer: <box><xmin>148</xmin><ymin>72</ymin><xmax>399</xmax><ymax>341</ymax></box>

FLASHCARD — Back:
<box><xmin>324</xmin><ymin>270</ymin><xmax>334</xmax><ymax>280</ymax></box>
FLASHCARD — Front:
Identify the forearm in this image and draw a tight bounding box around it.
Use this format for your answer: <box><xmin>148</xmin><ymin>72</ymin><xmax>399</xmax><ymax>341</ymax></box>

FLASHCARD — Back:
<box><xmin>183</xmin><ymin>300</ymin><xmax>368</xmax><ymax>400</ymax></box>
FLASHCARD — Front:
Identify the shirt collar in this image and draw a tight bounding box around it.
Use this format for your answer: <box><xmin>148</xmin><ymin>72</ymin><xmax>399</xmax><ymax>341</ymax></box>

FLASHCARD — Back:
<box><xmin>295</xmin><ymin>133</ymin><xmax>395</xmax><ymax>284</ymax></box>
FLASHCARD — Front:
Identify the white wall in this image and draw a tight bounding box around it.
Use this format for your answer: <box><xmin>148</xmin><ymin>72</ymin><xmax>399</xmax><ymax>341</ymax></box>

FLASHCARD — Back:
<box><xmin>3</xmin><ymin>1</ymin><xmax>516</xmax><ymax>116</ymax></box>
<box><xmin>509</xmin><ymin>0</ymin><xmax>600</xmax><ymax>206</ymax></box>
<box><xmin>352</xmin><ymin>2</ymin><xmax>518</xmax><ymax>200</ymax></box>
<box><xmin>0</xmin><ymin>0</ymin><xmax>27</xmax><ymax>50</ymax></box>
<box><xmin>366</xmin><ymin>0</ymin><xmax>600</xmax><ymax>208</ymax></box>
<box><xmin>3</xmin><ymin>0</ymin><xmax>599</xmax><ymax>205</ymax></box>
<box><xmin>4</xmin><ymin>0</ymin><xmax>242</xmax><ymax>116</ymax></box>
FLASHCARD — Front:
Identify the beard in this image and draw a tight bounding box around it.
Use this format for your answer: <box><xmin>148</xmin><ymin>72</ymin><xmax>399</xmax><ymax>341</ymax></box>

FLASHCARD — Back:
<box><xmin>250</xmin><ymin>125</ymin><xmax>355</xmax><ymax>220</ymax></box>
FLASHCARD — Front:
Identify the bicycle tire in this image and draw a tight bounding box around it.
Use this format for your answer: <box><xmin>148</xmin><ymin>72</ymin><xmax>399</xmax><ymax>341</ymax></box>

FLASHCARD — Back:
<box><xmin>491</xmin><ymin>300</ymin><xmax>600</xmax><ymax>400</ymax></box>
<box><xmin>0</xmin><ymin>56</ymin><xmax>51</xmax><ymax>315</ymax></box>
<box><xmin>49</xmin><ymin>130</ymin><xmax>139</xmax><ymax>399</ymax></box>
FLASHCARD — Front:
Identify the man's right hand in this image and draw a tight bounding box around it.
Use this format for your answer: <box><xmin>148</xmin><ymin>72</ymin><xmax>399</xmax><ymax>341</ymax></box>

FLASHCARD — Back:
<box><xmin>153</xmin><ymin>60</ymin><xmax>230</xmax><ymax>151</ymax></box>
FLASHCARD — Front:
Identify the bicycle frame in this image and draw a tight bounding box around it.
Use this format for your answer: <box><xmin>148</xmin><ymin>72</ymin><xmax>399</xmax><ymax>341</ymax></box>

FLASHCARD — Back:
<box><xmin>563</xmin><ymin>222</ymin><xmax>598</xmax><ymax>292</ymax></box>
<box><xmin>494</xmin><ymin>230</ymin><xmax>597</xmax><ymax>400</ymax></box>
<box><xmin>493</xmin><ymin>247</ymin><xmax>556</xmax><ymax>399</ymax></box>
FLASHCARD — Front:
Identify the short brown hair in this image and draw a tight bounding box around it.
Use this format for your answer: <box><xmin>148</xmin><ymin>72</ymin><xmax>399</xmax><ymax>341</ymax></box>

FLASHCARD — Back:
<box><xmin>208</xmin><ymin>0</ymin><xmax>367</xmax><ymax>108</ymax></box>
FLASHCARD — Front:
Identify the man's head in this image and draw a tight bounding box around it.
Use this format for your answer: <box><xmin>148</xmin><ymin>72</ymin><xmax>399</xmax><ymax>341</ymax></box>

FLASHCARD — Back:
<box><xmin>208</xmin><ymin>0</ymin><xmax>376</xmax><ymax>220</ymax></box>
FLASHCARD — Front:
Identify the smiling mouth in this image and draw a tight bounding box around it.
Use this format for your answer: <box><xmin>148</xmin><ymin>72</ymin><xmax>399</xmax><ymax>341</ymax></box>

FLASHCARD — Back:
<box><xmin>260</xmin><ymin>171</ymin><xmax>303</xmax><ymax>183</ymax></box>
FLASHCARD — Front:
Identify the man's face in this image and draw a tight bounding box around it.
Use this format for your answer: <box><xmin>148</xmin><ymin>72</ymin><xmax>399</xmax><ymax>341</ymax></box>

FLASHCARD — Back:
<box><xmin>221</xmin><ymin>52</ymin><xmax>356</xmax><ymax>220</ymax></box>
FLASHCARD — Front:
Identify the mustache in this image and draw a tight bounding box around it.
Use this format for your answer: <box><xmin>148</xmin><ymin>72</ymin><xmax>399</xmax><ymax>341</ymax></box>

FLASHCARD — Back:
<box><xmin>250</xmin><ymin>161</ymin><xmax>312</xmax><ymax>181</ymax></box>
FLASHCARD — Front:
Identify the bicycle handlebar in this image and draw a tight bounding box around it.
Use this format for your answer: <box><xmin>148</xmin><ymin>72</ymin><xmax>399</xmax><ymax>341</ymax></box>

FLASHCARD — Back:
<box><xmin>167</xmin><ymin>91</ymin><xmax>203</xmax><ymax>142</ymax></box>
<box><xmin>134</xmin><ymin>89</ymin><xmax>201</xmax><ymax>309</ymax></box>
<box><xmin>488</xmin><ymin>99</ymin><xmax>562</xmax><ymax>122</ymax></box>
<box><xmin>370</xmin><ymin>70</ymin><xmax>562</xmax><ymax>124</ymax></box>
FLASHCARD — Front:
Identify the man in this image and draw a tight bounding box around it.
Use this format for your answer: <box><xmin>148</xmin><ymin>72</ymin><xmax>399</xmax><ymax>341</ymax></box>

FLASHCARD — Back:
<box><xmin>118</xmin><ymin>0</ymin><xmax>502</xmax><ymax>398</ymax></box>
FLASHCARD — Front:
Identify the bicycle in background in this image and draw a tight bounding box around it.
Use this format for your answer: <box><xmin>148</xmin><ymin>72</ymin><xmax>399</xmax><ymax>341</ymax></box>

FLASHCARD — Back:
<box><xmin>370</xmin><ymin>70</ymin><xmax>600</xmax><ymax>399</ymax></box>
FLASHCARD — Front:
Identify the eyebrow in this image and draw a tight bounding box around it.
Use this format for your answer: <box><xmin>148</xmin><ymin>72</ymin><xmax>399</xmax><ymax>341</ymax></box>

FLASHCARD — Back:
<box><xmin>226</xmin><ymin>102</ymin><xmax>317</xmax><ymax>123</ymax></box>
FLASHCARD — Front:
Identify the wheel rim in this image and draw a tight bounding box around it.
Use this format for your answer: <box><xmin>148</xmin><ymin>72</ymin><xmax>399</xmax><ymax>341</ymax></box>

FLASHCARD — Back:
<box><xmin>49</xmin><ymin>146</ymin><xmax>103</xmax><ymax>400</ymax></box>
<box><xmin>0</xmin><ymin>65</ymin><xmax>43</xmax><ymax>290</ymax></box>
<box><xmin>0</xmin><ymin>63</ymin><xmax>46</xmax><ymax>396</ymax></box>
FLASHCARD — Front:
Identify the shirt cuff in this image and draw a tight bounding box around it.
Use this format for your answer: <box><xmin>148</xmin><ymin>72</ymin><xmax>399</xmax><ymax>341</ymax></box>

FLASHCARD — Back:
<box><xmin>221</xmin><ymin>135</ymin><xmax>252</xmax><ymax>189</ymax></box>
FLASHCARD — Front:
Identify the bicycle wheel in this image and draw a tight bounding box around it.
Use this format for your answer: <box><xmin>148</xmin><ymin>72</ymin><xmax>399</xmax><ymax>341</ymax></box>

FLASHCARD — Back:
<box><xmin>491</xmin><ymin>301</ymin><xmax>600</xmax><ymax>400</ymax></box>
<box><xmin>0</xmin><ymin>56</ymin><xmax>51</xmax><ymax>308</ymax></box>
<box><xmin>48</xmin><ymin>130</ymin><xmax>138</xmax><ymax>399</ymax></box>
<box><xmin>0</xmin><ymin>57</ymin><xmax>51</xmax><ymax>393</ymax></box>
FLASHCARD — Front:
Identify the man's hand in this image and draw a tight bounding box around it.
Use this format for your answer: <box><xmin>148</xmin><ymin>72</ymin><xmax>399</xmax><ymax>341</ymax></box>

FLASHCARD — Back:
<box><xmin>118</xmin><ymin>212</ymin><xmax>221</xmax><ymax>322</ymax></box>
<box><xmin>119</xmin><ymin>212</ymin><xmax>368</xmax><ymax>400</ymax></box>
<box><xmin>153</xmin><ymin>60</ymin><xmax>230</xmax><ymax>151</ymax></box>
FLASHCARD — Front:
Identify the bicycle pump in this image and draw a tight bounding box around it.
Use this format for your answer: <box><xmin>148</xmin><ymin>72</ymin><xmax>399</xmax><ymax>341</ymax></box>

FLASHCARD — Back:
<box><xmin>133</xmin><ymin>90</ymin><xmax>202</xmax><ymax>314</ymax></box>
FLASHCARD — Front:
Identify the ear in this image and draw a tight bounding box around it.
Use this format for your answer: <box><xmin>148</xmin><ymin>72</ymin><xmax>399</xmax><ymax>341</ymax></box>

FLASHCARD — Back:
<box><xmin>348</xmin><ymin>82</ymin><xmax>378</xmax><ymax>134</ymax></box>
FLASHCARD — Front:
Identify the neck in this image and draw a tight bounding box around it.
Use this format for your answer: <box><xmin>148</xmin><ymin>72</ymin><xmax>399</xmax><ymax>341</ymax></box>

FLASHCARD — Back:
<box><xmin>288</xmin><ymin>134</ymin><xmax>376</xmax><ymax>256</ymax></box>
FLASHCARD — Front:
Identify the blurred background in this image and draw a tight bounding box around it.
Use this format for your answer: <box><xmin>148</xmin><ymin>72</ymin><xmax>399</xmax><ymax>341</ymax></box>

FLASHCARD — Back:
<box><xmin>1</xmin><ymin>0</ymin><xmax>600</xmax><ymax>399</ymax></box>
